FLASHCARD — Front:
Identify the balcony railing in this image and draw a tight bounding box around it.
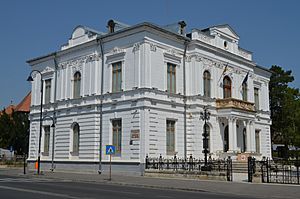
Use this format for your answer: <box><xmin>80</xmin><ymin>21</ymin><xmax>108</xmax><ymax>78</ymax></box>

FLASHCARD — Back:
<box><xmin>216</xmin><ymin>98</ymin><xmax>255</xmax><ymax>112</ymax></box>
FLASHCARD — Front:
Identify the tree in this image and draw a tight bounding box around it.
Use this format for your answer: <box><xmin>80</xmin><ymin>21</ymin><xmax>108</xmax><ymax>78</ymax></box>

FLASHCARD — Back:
<box><xmin>0</xmin><ymin>109</ymin><xmax>29</xmax><ymax>154</ymax></box>
<box><xmin>269</xmin><ymin>65</ymin><xmax>300</xmax><ymax>157</ymax></box>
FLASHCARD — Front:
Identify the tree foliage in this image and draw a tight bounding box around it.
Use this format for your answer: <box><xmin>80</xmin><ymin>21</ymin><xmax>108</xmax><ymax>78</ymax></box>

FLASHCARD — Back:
<box><xmin>269</xmin><ymin>65</ymin><xmax>300</xmax><ymax>148</ymax></box>
<box><xmin>0</xmin><ymin>110</ymin><xmax>29</xmax><ymax>154</ymax></box>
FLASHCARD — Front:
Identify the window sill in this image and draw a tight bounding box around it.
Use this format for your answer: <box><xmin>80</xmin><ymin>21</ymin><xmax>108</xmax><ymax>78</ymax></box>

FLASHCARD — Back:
<box><xmin>42</xmin><ymin>152</ymin><xmax>49</xmax><ymax>156</ymax></box>
<box><xmin>70</xmin><ymin>152</ymin><xmax>79</xmax><ymax>156</ymax></box>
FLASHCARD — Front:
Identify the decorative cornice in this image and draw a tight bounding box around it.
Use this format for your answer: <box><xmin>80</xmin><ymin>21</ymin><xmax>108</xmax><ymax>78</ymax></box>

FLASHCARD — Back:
<box><xmin>58</xmin><ymin>53</ymin><xmax>100</xmax><ymax>69</ymax></box>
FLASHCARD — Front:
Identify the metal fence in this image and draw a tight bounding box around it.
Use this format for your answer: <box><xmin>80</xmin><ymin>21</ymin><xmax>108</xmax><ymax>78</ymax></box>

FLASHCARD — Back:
<box><xmin>145</xmin><ymin>155</ymin><xmax>233</xmax><ymax>181</ymax></box>
<box><xmin>248</xmin><ymin>157</ymin><xmax>300</xmax><ymax>185</ymax></box>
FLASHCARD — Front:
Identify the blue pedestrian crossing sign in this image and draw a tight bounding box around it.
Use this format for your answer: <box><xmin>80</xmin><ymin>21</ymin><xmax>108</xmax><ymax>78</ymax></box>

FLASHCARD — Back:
<box><xmin>106</xmin><ymin>145</ymin><xmax>115</xmax><ymax>155</ymax></box>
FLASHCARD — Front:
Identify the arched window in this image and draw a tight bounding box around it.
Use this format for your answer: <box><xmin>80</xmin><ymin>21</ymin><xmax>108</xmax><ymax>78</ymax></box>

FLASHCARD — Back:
<box><xmin>203</xmin><ymin>71</ymin><xmax>211</xmax><ymax>97</ymax></box>
<box><xmin>242</xmin><ymin>82</ymin><xmax>247</xmax><ymax>101</ymax></box>
<box><xmin>73</xmin><ymin>72</ymin><xmax>81</xmax><ymax>99</ymax></box>
<box><xmin>203</xmin><ymin>123</ymin><xmax>210</xmax><ymax>152</ymax></box>
<box><xmin>223</xmin><ymin>76</ymin><xmax>231</xmax><ymax>98</ymax></box>
<box><xmin>72</xmin><ymin>123</ymin><xmax>80</xmax><ymax>153</ymax></box>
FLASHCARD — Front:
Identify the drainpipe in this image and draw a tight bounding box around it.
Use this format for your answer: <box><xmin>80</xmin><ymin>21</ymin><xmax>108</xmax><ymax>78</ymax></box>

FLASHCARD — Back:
<box><xmin>183</xmin><ymin>41</ymin><xmax>188</xmax><ymax>160</ymax></box>
<box><xmin>97</xmin><ymin>37</ymin><xmax>104</xmax><ymax>174</ymax></box>
<box><xmin>51</xmin><ymin>53</ymin><xmax>58</xmax><ymax>171</ymax></box>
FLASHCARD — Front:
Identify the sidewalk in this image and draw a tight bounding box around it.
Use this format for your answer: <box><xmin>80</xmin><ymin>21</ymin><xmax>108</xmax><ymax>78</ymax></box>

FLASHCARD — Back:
<box><xmin>1</xmin><ymin>168</ymin><xmax>299</xmax><ymax>199</ymax></box>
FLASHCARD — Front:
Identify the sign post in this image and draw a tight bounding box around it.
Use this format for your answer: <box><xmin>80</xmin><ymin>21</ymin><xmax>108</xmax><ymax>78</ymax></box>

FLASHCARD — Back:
<box><xmin>105</xmin><ymin>145</ymin><xmax>115</xmax><ymax>181</ymax></box>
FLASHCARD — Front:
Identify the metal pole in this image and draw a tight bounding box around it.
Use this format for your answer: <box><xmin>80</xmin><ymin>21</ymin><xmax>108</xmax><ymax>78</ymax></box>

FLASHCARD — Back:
<box><xmin>37</xmin><ymin>79</ymin><xmax>44</xmax><ymax>175</ymax></box>
<box><xmin>98</xmin><ymin>37</ymin><xmax>104</xmax><ymax>174</ymax></box>
<box><xmin>204</xmin><ymin>116</ymin><xmax>207</xmax><ymax>167</ymax></box>
<box><xmin>51</xmin><ymin>125</ymin><xmax>55</xmax><ymax>171</ymax></box>
<box><xmin>52</xmin><ymin>55</ymin><xmax>58</xmax><ymax>172</ymax></box>
<box><xmin>23</xmin><ymin>153</ymin><xmax>26</xmax><ymax>175</ymax></box>
<box><xmin>109</xmin><ymin>154</ymin><xmax>112</xmax><ymax>181</ymax></box>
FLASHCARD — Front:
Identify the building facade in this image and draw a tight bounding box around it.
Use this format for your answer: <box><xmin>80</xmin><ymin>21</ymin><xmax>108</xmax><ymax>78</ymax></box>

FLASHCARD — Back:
<box><xmin>27</xmin><ymin>20</ymin><xmax>272</xmax><ymax>174</ymax></box>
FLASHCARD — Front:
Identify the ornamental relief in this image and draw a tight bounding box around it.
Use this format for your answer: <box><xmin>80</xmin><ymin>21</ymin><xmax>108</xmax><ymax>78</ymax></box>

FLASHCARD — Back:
<box><xmin>42</xmin><ymin>66</ymin><xmax>55</xmax><ymax>74</ymax></box>
<box><xmin>110</xmin><ymin>47</ymin><xmax>126</xmax><ymax>55</ymax></box>
<box><xmin>150</xmin><ymin>43</ymin><xmax>157</xmax><ymax>52</ymax></box>
<box><xmin>132</xmin><ymin>43</ymin><xmax>140</xmax><ymax>52</ymax></box>
<box><xmin>71</xmin><ymin>65</ymin><xmax>82</xmax><ymax>75</ymax></box>
<box><xmin>58</xmin><ymin>53</ymin><xmax>100</xmax><ymax>69</ymax></box>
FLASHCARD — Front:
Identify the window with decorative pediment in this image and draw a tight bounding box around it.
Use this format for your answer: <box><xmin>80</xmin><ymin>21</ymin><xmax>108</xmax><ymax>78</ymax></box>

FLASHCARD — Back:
<box><xmin>223</xmin><ymin>76</ymin><xmax>232</xmax><ymax>98</ymax></box>
<box><xmin>203</xmin><ymin>71</ymin><xmax>211</xmax><ymax>97</ymax></box>
<box><xmin>73</xmin><ymin>72</ymin><xmax>81</xmax><ymax>99</ymax></box>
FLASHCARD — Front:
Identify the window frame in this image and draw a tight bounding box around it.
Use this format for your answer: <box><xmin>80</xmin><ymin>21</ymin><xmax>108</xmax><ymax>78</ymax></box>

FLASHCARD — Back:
<box><xmin>223</xmin><ymin>76</ymin><xmax>232</xmax><ymax>98</ymax></box>
<box><xmin>254</xmin><ymin>87</ymin><xmax>260</xmax><ymax>110</ymax></box>
<box><xmin>43</xmin><ymin>125</ymin><xmax>50</xmax><ymax>154</ymax></box>
<box><xmin>167</xmin><ymin>63</ymin><xmax>176</xmax><ymax>94</ymax></box>
<box><xmin>112</xmin><ymin>119</ymin><xmax>122</xmax><ymax>155</ymax></box>
<box><xmin>112</xmin><ymin>61</ymin><xmax>122</xmax><ymax>93</ymax></box>
<box><xmin>203</xmin><ymin>70</ymin><xmax>211</xmax><ymax>98</ymax></box>
<box><xmin>166</xmin><ymin>120</ymin><xmax>176</xmax><ymax>155</ymax></box>
<box><xmin>72</xmin><ymin>123</ymin><xmax>80</xmax><ymax>154</ymax></box>
<box><xmin>73</xmin><ymin>72</ymin><xmax>81</xmax><ymax>99</ymax></box>
<box><xmin>44</xmin><ymin>79</ymin><xmax>51</xmax><ymax>104</ymax></box>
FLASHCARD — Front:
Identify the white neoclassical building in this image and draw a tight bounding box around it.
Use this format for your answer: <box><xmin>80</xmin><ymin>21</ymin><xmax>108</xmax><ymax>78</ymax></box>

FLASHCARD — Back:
<box><xmin>27</xmin><ymin>20</ymin><xmax>272</xmax><ymax>174</ymax></box>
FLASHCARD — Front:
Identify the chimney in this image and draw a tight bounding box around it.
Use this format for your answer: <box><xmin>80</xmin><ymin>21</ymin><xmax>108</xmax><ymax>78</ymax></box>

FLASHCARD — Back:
<box><xmin>178</xmin><ymin>21</ymin><xmax>186</xmax><ymax>35</ymax></box>
<box><xmin>107</xmin><ymin>19</ymin><xmax>116</xmax><ymax>33</ymax></box>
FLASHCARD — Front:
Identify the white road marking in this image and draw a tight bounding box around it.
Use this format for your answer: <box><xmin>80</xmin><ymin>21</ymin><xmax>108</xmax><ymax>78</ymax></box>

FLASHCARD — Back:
<box><xmin>0</xmin><ymin>185</ymin><xmax>81</xmax><ymax>199</ymax></box>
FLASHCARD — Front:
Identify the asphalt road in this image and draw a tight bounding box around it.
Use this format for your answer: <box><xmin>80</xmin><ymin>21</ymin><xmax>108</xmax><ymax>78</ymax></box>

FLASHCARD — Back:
<box><xmin>0</xmin><ymin>174</ymin><xmax>258</xmax><ymax>199</ymax></box>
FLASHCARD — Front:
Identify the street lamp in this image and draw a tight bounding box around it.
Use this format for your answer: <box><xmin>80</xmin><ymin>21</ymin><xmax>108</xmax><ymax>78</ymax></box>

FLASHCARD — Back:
<box><xmin>27</xmin><ymin>70</ymin><xmax>43</xmax><ymax>175</ymax></box>
<box><xmin>200</xmin><ymin>106</ymin><xmax>210</xmax><ymax>170</ymax></box>
<box><xmin>42</xmin><ymin>115</ymin><xmax>55</xmax><ymax>172</ymax></box>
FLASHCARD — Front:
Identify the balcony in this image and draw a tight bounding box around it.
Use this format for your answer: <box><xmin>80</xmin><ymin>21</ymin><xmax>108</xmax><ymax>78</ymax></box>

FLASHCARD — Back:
<box><xmin>216</xmin><ymin>98</ymin><xmax>255</xmax><ymax>112</ymax></box>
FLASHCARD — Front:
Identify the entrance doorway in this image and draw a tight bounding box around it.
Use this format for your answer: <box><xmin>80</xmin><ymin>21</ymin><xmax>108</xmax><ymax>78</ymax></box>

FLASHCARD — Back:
<box><xmin>224</xmin><ymin>125</ymin><xmax>229</xmax><ymax>152</ymax></box>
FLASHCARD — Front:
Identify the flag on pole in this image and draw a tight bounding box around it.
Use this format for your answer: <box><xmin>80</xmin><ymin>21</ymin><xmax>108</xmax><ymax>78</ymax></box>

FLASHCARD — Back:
<box><xmin>222</xmin><ymin>63</ymin><xmax>228</xmax><ymax>76</ymax></box>
<box><xmin>218</xmin><ymin>63</ymin><xmax>229</xmax><ymax>83</ymax></box>
<box><xmin>242</xmin><ymin>71</ymin><xmax>249</xmax><ymax>85</ymax></box>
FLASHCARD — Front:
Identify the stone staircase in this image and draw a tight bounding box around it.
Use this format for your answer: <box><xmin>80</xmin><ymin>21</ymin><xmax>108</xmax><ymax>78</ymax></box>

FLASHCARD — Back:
<box><xmin>232</xmin><ymin>161</ymin><xmax>248</xmax><ymax>173</ymax></box>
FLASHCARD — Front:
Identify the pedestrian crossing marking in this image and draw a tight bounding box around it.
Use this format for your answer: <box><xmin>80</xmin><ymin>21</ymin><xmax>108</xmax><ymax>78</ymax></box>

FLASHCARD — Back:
<box><xmin>106</xmin><ymin>145</ymin><xmax>115</xmax><ymax>155</ymax></box>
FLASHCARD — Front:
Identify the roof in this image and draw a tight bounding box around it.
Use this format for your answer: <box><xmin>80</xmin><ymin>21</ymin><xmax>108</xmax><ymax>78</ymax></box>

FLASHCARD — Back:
<box><xmin>3</xmin><ymin>105</ymin><xmax>15</xmax><ymax>115</ymax></box>
<box><xmin>202</xmin><ymin>24</ymin><xmax>239</xmax><ymax>39</ymax></box>
<box><xmin>27</xmin><ymin>21</ymin><xmax>190</xmax><ymax>64</ymax></box>
<box><xmin>15</xmin><ymin>92</ymin><xmax>31</xmax><ymax>112</ymax></box>
<box><xmin>1</xmin><ymin>92</ymin><xmax>31</xmax><ymax>115</ymax></box>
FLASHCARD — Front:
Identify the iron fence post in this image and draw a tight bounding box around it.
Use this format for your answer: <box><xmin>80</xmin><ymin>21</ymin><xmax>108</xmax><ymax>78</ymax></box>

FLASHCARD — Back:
<box><xmin>248</xmin><ymin>156</ymin><xmax>252</xmax><ymax>182</ymax></box>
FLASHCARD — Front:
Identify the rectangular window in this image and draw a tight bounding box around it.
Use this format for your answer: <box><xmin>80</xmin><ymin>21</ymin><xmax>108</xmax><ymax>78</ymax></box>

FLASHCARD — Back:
<box><xmin>112</xmin><ymin>119</ymin><xmax>122</xmax><ymax>155</ymax></box>
<box><xmin>112</xmin><ymin>62</ymin><xmax>122</xmax><ymax>92</ymax></box>
<box><xmin>45</xmin><ymin>79</ymin><xmax>51</xmax><ymax>104</ymax></box>
<box><xmin>44</xmin><ymin>126</ymin><xmax>50</xmax><ymax>154</ymax></box>
<box><xmin>254</xmin><ymin>88</ymin><xmax>259</xmax><ymax>110</ymax></box>
<box><xmin>166</xmin><ymin>120</ymin><xmax>175</xmax><ymax>155</ymax></box>
<box><xmin>255</xmin><ymin>130</ymin><xmax>260</xmax><ymax>153</ymax></box>
<box><xmin>167</xmin><ymin>63</ymin><xmax>176</xmax><ymax>94</ymax></box>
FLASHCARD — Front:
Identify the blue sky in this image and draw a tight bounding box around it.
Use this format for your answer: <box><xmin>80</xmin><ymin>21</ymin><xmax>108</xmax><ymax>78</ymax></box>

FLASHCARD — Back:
<box><xmin>0</xmin><ymin>0</ymin><xmax>299</xmax><ymax>108</ymax></box>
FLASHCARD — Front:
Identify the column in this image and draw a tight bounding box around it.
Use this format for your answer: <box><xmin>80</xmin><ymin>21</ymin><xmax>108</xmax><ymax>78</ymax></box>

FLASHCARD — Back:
<box><xmin>228</xmin><ymin>117</ymin><xmax>237</xmax><ymax>152</ymax></box>
<box><xmin>250</xmin><ymin>121</ymin><xmax>256</xmax><ymax>153</ymax></box>
<box><xmin>246</xmin><ymin>120</ymin><xmax>251</xmax><ymax>152</ymax></box>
